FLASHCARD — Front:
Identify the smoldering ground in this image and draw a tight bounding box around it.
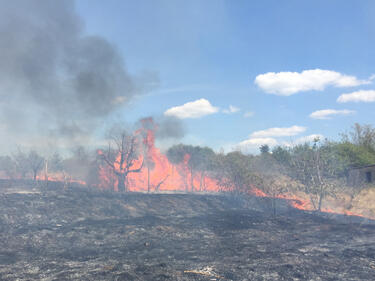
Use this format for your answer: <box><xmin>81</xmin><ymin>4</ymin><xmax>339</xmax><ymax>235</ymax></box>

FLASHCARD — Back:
<box><xmin>1</xmin><ymin>183</ymin><xmax>375</xmax><ymax>280</ymax></box>
<box><xmin>0</xmin><ymin>0</ymin><xmax>159</xmax><ymax>152</ymax></box>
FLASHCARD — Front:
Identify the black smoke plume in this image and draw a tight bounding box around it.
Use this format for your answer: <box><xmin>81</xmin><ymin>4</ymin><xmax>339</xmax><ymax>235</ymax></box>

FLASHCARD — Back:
<box><xmin>0</xmin><ymin>0</ymin><xmax>158</xmax><ymax>152</ymax></box>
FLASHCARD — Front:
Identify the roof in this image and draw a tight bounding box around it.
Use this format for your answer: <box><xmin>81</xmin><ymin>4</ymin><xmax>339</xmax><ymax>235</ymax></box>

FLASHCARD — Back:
<box><xmin>350</xmin><ymin>164</ymin><xmax>375</xmax><ymax>170</ymax></box>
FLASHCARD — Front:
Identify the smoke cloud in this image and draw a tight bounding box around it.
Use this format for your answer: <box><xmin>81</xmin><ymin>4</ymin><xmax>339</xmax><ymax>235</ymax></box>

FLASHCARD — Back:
<box><xmin>136</xmin><ymin>116</ymin><xmax>185</xmax><ymax>140</ymax></box>
<box><xmin>0</xmin><ymin>0</ymin><xmax>158</xmax><ymax>152</ymax></box>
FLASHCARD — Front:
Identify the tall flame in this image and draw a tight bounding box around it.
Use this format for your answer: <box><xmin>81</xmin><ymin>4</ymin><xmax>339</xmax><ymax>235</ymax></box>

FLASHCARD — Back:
<box><xmin>95</xmin><ymin>119</ymin><xmax>369</xmax><ymax>219</ymax></box>
<box><xmin>97</xmin><ymin>119</ymin><xmax>221</xmax><ymax>193</ymax></box>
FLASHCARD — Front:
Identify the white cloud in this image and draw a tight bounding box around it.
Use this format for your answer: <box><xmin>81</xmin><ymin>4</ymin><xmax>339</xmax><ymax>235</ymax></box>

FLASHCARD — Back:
<box><xmin>255</xmin><ymin>69</ymin><xmax>371</xmax><ymax>96</ymax></box>
<box><xmin>281</xmin><ymin>134</ymin><xmax>324</xmax><ymax>147</ymax></box>
<box><xmin>243</xmin><ymin>111</ymin><xmax>255</xmax><ymax>118</ymax></box>
<box><xmin>250</xmin><ymin>125</ymin><xmax>306</xmax><ymax>138</ymax></box>
<box><xmin>337</xmin><ymin>90</ymin><xmax>375</xmax><ymax>103</ymax></box>
<box><xmin>239</xmin><ymin>137</ymin><xmax>278</xmax><ymax>146</ymax></box>
<box><xmin>236</xmin><ymin>137</ymin><xmax>278</xmax><ymax>152</ymax></box>
<box><xmin>164</xmin><ymin>98</ymin><xmax>219</xmax><ymax>119</ymax></box>
<box><xmin>309</xmin><ymin>109</ymin><xmax>355</xmax><ymax>120</ymax></box>
<box><xmin>223</xmin><ymin>105</ymin><xmax>240</xmax><ymax>114</ymax></box>
<box><xmin>295</xmin><ymin>134</ymin><xmax>324</xmax><ymax>144</ymax></box>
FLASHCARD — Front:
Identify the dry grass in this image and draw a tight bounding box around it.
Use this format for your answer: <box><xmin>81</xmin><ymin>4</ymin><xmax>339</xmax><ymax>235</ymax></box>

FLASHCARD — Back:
<box><xmin>350</xmin><ymin>187</ymin><xmax>375</xmax><ymax>217</ymax></box>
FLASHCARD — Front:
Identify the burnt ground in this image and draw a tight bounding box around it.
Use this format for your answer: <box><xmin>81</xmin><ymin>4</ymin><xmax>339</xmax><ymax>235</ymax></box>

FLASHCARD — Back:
<box><xmin>0</xmin><ymin>181</ymin><xmax>375</xmax><ymax>280</ymax></box>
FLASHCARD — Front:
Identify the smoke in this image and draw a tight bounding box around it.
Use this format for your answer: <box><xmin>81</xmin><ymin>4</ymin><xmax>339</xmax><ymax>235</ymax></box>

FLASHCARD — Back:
<box><xmin>0</xmin><ymin>0</ymin><xmax>158</xmax><ymax>152</ymax></box>
<box><xmin>155</xmin><ymin>116</ymin><xmax>185</xmax><ymax>139</ymax></box>
<box><xmin>136</xmin><ymin>116</ymin><xmax>185</xmax><ymax>140</ymax></box>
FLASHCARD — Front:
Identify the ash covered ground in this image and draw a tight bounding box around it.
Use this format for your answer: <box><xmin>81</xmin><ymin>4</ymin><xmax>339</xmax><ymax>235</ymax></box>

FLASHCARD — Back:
<box><xmin>1</xmin><ymin>181</ymin><xmax>375</xmax><ymax>280</ymax></box>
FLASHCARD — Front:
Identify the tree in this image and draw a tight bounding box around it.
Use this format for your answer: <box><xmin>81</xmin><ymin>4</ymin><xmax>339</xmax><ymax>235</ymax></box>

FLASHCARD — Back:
<box><xmin>289</xmin><ymin>139</ymin><xmax>337</xmax><ymax>211</ymax></box>
<box><xmin>215</xmin><ymin>151</ymin><xmax>261</xmax><ymax>194</ymax></box>
<box><xmin>145</xmin><ymin>157</ymin><xmax>155</xmax><ymax>193</ymax></box>
<box><xmin>167</xmin><ymin>144</ymin><xmax>216</xmax><ymax>192</ymax></box>
<box><xmin>138</xmin><ymin>118</ymin><xmax>157</xmax><ymax>192</ymax></box>
<box><xmin>166</xmin><ymin>144</ymin><xmax>189</xmax><ymax>191</ymax></box>
<box><xmin>11</xmin><ymin>149</ymin><xmax>44</xmax><ymax>181</ymax></box>
<box><xmin>251</xmin><ymin>153</ymin><xmax>290</xmax><ymax>216</ymax></box>
<box><xmin>48</xmin><ymin>152</ymin><xmax>64</xmax><ymax>173</ymax></box>
<box><xmin>99</xmin><ymin>129</ymin><xmax>143</xmax><ymax>192</ymax></box>
<box><xmin>166</xmin><ymin>144</ymin><xmax>186</xmax><ymax>165</ymax></box>
<box><xmin>342</xmin><ymin>123</ymin><xmax>375</xmax><ymax>152</ymax></box>
<box><xmin>0</xmin><ymin>155</ymin><xmax>17</xmax><ymax>180</ymax></box>
<box><xmin>194</xmin><ymin>147</ymin><xmax>216</xmax><ymax>191</ymax></box>
<box><xmin>184</xmin><ymin>145</ymin><xmax>200</xmax><ymax>192</ymax></box>
<box><xmin>259</xmin><ymin>144</ymin><xmax>270</xmax><ymax>155</ymax></box>
<box><xmin>12</xmin><ymin>150</ymin><xmax>29</xmax><ymax>179</ymax></box>
<box><xmin>319</xmin><ymin>141</ymin><xmax>375</xmax><ymax>176</ymax></box>
<box><xmin>27</xmin><ymin>150</ymin><xmax>45</xmax><ymax>181</ymax></box>
<box><xmin>272</xmin><ymin>146</ymin><xmax>291</xmax><ymax>165</ymax></box>
<box><xmin>166</xmin><ymin>144</ymin><xmax>194</xmax><ymax>191</ymax></box>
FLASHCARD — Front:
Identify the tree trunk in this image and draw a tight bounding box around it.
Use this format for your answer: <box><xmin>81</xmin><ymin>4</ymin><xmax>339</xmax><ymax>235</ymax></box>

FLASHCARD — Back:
<box><xmin>44</xmin><ymin>160</ymin><xmax>49</xmax><ymax>187</ymax></box>
<box><xmin>111</xmin><ymin>170</ymin><xmax>116</xmax><ymax>192</ymax></box>
<box><xmin>147</xmin><ymin>166</ymin><xmax>150</xmax><ymax>193</ymax></box>
<box><xmin>190</xmin><ymin>167</ymin><xmax>194</xmax><ymax>192</ymax></box>
<box><xmin>318</xmin><ymin>190</ymin><xmax>323</xmax><ymax>212</ymax></box>
<box><xmin>117</xmin><ymin>174</ymin><xmax>126</xmax><ymax>192</ymax></box>
<box><xmin>199</xmin><ymin>171</ymin><xmax>205</xmax><ymax>192</ymax></box>
<box><xmin>33</xmin><ymin>170</ymin><xmax>37</xmax><ymax>181</ymax></box>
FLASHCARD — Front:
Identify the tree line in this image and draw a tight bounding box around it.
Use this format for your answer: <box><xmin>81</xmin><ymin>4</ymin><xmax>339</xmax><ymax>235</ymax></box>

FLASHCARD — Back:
<box><xmin>164</xmin><ymin>123</ymin><xmax>375</xmax><ymax>212</ymax></box>
<box><xmin>1</xmin><ymin>123</ymin><xmax>374</xmax><ymax>212</ymax></box>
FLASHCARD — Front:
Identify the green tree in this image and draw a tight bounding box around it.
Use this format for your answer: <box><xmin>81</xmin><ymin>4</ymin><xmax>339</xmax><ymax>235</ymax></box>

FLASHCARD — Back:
<box><xmin>289</xmin><ymin>140</ymin><xmax>337</xmax><ymax>211</ymax></box>
<box><xmin>194</xmin><ymin>147</ymin><xmax>216</xmax><ymax>191</ymax></box>
<box><xmin>166</xmin><ymin>144</ymin><xmax>190</xmax><ymax>191</ymax></box>
<box><xmin>167</xmin><ymin>144</ymin><xmax>213</xmax><ymax>192</ymax></box>
<box><xmin>320</xmin><ymin>141</ymin><xmax>375</xmax><ymax>176</ymax></box>
<box><xmin>259</xmin><ymin>144</ymin><xmax>270</xmax><ymax>154</ymax></box>
<box><xmin>342</xmin><ymin>123</ymin><xmax>375</xmax><ymax>152</ymax></box>
<box><xmin>272</xmin><ymin>146</ymin><xmax>291</xmax><ymax>165</ymax></box>
<box><xmin>215</xmin><ymin>151</ymin><xmax>260</xmax><ymax>194</ymax></box>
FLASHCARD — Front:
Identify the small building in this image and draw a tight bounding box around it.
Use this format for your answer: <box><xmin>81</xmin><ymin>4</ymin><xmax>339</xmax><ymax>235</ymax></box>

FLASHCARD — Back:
<box><xmin>347</xmin><ymin>164</ymin><xmax>375</xmax><ymax>186</ymax></box>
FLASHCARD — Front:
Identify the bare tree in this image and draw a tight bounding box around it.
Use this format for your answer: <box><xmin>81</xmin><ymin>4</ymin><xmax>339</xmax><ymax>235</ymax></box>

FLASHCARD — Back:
<box><xmin>11</xmin><ymin>149</ymin><xmax>44</xmax><ymax>181</ymax></box>
<box><xmin>341</xmin><ymin>123</ymin><xmax>375</xmax><ymax>151</ymax></box>
<box><xmin>13</xmin><ymin>150</ymin><xmax>29</xmax><ymax>179</ymax></box>
<box><xmin>0</xmin><ymin>155</ymin><xmax>17</xmax><ymax>180</ymax></box>
<box><xmin>251</xmin><ymin>154</ymin><xmax>289</xmax><ymax>216</ymax></box>
<box><xmin>99</xmin><ymin>130</ymin><xmax>143</xmax><ymax>192</ymax></box>
<box><xmin>27</xmin><ymin>150</ymin><xmax>45</xmax><ymax>181</ymax></box>
<box><xmin>290</xmin><ymin>139</ymin><xmax>336</xmax><ymax>211</ymax></box>
<box><xmin>138</xmin><ymin>118</ymin><xmax>156</xmax><ymax>192</ymax></box>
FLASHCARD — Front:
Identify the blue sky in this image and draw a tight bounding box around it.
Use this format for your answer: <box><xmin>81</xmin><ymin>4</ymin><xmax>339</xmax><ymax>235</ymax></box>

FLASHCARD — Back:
<box><xmin>76</xmin><ymin>0</ymin><xmax>375</xmax><ymax>153</ymax></box>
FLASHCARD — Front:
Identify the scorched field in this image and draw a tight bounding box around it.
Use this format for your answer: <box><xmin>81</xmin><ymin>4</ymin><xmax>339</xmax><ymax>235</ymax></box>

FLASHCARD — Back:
<box><xmin>0</xmin><ymin>181</ymin><xmax>375</xmax><ymax>280</ymax></box>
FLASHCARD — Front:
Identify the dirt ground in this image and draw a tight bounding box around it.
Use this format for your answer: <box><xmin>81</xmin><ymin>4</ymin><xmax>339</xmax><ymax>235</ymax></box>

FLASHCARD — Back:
<box><xmin>0</xmin><ymin>181</ymin><xmax>375</xmax><ymax>280</ymax></box>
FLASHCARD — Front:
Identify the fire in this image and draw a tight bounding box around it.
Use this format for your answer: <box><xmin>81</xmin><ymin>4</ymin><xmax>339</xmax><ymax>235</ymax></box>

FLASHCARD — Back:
<box><xmin>249</xmin><ymin>186</ymin><xmax>366</xmax><ymax>218</ymax></box>
<box><xmin>95</xmin><ymin>119</ymin><xmax>371</xmax><ymax>219</ymax></box>
<box><xmin>36</xmin><ymin>173</ymin><xmax>86</xmax><ymax>186</ymax></box>
<box><xmin>97</xmin><ymin>119</ymin><xmax>221</xmax><ymax>193</ymax></box>
<box><xmin>250</xmin><ymin>186</ymin><xmax>311</xmax><ymax>210</ymax></box>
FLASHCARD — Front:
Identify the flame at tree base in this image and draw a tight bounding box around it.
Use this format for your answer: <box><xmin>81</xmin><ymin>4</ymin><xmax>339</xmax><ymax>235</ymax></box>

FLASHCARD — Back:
<box><xmin>95</xmin><ymin>119</ymin><xmax>373</xmax><ymax>220</ymax></box>
<box><xmin>250</xmin><ymin>186</ymin><xmax>368</xmax><ymax>219</ymax></box>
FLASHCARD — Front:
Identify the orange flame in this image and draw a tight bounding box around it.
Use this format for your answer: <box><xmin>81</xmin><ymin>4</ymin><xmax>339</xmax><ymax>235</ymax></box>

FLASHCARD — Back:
<box><xmin>97</xmin><ymin>119</ymin><xmax>222</xmax><ymax>193</ymax></box>
<box><xmin>95</xmin><ymin>119</ymin><xmax>370</xmax><ymax>219</ymax></box>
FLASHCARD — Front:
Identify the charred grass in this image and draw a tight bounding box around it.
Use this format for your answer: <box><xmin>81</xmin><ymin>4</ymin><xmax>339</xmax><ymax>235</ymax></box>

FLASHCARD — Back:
<box><xmin>0</xmin><ymin>181</ymin><xmax>375</xmax><ymax>280</ymax></box>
